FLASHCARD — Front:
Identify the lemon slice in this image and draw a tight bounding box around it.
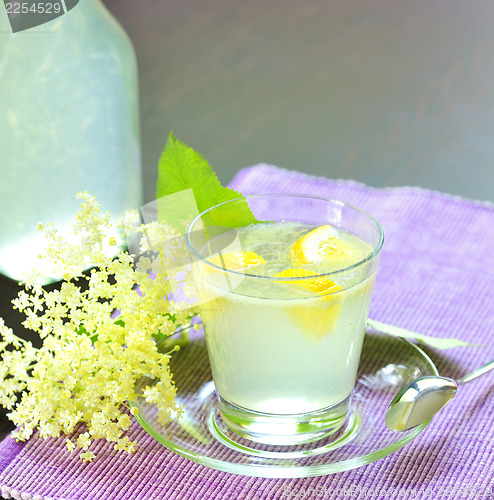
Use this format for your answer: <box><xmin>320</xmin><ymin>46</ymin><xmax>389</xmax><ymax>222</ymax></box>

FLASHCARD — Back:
<box><xmin>291</xmin><ymin>224</ymin><xmax>364</xmax><ymax>269</ymax></box>
<box><xmin>275</xmin><ymin>268</ymin><xmax>342</xmax><ymax>342</ymax></box>
<box><xmin>208</xmin><ymin>251</ymin><xmax>265</xmax><ymax>271</ymax></box>
<box><xmin>274</xmin><ymin>268</ymin><xmax>341</xmax><ymax>296</ymax></box>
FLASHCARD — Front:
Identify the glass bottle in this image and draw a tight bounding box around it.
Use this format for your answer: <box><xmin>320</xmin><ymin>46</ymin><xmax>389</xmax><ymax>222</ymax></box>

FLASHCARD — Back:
<box><xmin>0</xmin><ymin>0</ymin><xmax>141</xmax><ymax>282</ymax></box>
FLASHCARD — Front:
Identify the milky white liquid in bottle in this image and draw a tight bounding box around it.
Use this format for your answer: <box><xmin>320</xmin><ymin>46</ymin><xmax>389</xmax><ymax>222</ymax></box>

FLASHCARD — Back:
<box><xmin>0</xmin><ymin>0</ymin><xmax>141</xmax><ymax>281</ymax></box>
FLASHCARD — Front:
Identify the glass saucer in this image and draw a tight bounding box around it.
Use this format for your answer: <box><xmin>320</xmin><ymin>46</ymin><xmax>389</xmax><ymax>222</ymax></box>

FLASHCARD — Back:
<box><xmin>132</xmin><ymin>330</ymin><xmax>438</xmax><ymax>478</ymax></box>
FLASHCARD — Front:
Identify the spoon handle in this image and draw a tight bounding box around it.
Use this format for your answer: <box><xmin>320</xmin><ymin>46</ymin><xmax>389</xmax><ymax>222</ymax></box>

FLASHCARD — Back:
<box><xmin>457</xmin><ymin>359</ymin><xmax>494</xmax><ymax>384</ymax></box>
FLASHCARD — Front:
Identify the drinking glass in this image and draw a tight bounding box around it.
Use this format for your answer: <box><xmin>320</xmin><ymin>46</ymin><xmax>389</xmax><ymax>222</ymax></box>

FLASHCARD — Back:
<box><xmin>186</xmin><ymin>194</ymin><xmax>383</xmax><ymax>445</ymax></box>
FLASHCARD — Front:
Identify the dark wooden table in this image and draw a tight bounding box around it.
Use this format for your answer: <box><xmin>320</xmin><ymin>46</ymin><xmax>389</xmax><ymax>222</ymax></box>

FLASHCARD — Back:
<box><xmin>103</xmin><ymin>0</ymin><xmax>494</xmax><ymax>205</ymax></box>
<box><xmin>3</xmin><ymin>0</ymin><xmax>494</xmax><ymax>442</ymax></box>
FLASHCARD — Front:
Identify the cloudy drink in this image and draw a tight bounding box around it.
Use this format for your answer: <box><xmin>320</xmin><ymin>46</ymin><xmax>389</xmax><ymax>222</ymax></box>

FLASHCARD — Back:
<box><xmin>198</xmin><ymin>221</ymin><xmax>376</xmax><ymax>415</ymax></box>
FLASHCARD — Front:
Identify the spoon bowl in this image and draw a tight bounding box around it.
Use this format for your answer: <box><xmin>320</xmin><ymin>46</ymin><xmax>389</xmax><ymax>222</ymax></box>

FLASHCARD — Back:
<box><xmin>385</xmin><ymin>376</ymin><xmax>457</xmax><ymax>431</ymax></box>
<box><xmin>385</xmin><ymin>358</ymin><xmax>494</xmax><ymax>431</ymax></box>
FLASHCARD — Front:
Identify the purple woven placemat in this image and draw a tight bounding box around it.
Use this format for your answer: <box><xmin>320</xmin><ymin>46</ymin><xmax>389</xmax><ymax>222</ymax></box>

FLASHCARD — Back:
<box><xmin>1</xmin><ymin>165</ymin><xmax>493</xmax><ymax>500</ymax></box>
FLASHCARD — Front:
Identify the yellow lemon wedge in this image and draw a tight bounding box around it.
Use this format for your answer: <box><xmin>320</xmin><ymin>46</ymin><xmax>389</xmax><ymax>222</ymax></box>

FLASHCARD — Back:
<box><xmin>274</xmin><ymin>268</ymin><xmax>342</xmax><ymax>342</ymax></box>
<box><xmin>274</xmin><ymin>268</ymin><xmax>341</xmax><ymax>296</ymax></box>
<box><xmin>208</xmin><ymin>251</ymin><xmax>266</xmax><ymax>271</ymax></box>
<box><xmin>291</xmin><ymin>224</ymin><xmax>364</xmax><ymax>269</ymax></box>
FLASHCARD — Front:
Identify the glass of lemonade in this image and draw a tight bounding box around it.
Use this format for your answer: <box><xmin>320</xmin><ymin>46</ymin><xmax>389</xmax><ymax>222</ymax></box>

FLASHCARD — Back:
<box><xmin>186</xmin><ymin>194</ymin><xmax>383</xmax><ymax>445</ymax></box>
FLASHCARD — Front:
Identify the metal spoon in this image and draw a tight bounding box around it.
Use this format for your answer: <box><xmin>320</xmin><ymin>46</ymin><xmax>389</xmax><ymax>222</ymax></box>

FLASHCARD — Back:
<box><xmin>385</xmin><ymin>359</ymin><xmax>494</xmax><ymax>431</ymax></box>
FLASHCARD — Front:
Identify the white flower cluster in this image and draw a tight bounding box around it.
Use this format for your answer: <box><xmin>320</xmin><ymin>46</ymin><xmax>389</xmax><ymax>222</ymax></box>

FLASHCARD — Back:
<box><xmin>0</xmin><ymin>193</ymin><xmax>200</xmax><ymax>462</ymax></box>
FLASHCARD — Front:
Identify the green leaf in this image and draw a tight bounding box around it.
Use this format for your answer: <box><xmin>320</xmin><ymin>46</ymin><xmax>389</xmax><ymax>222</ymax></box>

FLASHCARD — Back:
<box><xmin>76</xmin><ymin>324</ymin><xmax>98</xmax><ymax>344</ymax></box>
<box><xmin>367</xmin><ymin>318</ymin><xmax>478</xmax><ymax>350</ymax></box>
<box><xmin>156</xmin><ymin>132</ymin><xmax>258</xmax><ymax>229</ymax></box>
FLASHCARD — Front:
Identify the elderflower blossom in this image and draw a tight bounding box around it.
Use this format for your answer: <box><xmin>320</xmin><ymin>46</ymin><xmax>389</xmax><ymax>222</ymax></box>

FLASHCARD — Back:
<box><xmin>0</xmin><ymin>193</ymin><xmax>200</xmax><ymax>461</ymax></box>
